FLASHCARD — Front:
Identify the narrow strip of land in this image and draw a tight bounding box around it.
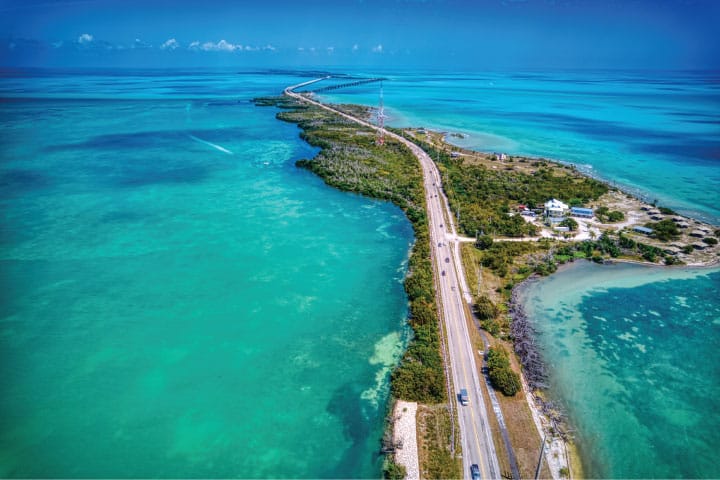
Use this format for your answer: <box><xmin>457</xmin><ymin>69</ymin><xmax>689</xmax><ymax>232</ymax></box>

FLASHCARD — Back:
<box><xmin>284</xmin><ymin>82</ymin><xmax>501</xmax><ymax>479</ymax></box>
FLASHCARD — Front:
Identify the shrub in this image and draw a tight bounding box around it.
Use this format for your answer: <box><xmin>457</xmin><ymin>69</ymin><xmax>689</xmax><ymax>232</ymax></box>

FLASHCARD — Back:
<box><xmin>648</xmin><ymin>219</ymin><xmax>679</xmax><ymax>241</ymax></box>
<box><xmin>703</xmin><ymin>237</ymin><xmax>718</xmax><ymax>245</ymax></box>
<box><xmin>559</xmin><ymin>217</ymin><xmax>578</xmax><ymax>231</ymax></box>
<box><xmin>486</xmin><ymin>347</ymin><xmax>521</xmax><ymax>396</ymax></box>
<box><xmin>475</xmin><ymin>235</ymin><xmax>494</xmax><ymax>250</ymax></box>
<box><xmin>474</xmin><ymin>295</ymin><xmax>499</xmax><ymax>320</ymax></box>
<box><xmin>384</xmin><ymin>459</ymin><xmax>407</xmax><ymax>480</ymax></box>
<box><xmin>682</xmin><ymin>245</ymin><xmax>694</xmax><ymax>254</ymax></box>
<box><xmin>607</xmin><ymin>210</ymin><xmax>625</xmax><ymax>222</ymax></box>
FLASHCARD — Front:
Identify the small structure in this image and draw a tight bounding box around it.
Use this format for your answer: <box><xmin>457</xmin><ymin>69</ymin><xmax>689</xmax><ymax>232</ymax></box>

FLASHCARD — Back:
<box><xmin>693</xmin><ymin>243</ymin><xmax>707</xmax><ymax>250</ymax></box>
<box><xmin>570</xmin><ymin>206</ymin><xmax>594</xmax><ymax>218</ymax></box>
<box><xmin>554</xmin><ymin>226</ymin><xmax>570</xmax><ymax>232</ymax></box>
<box><xmin>633</xmin><ymin>226</ymin><xmax>653</xmax><ymax>235</ymax></box>
<box><xmin>690</xmin><ymin>230</ymin><xmax>705</xmax><ymax>238</ymax></box>
<box><xmin>450</xmin><ymin>151</ymin><xmax>460</xmax><ymax>158</ymax></box>
<box><xmin>417</xmin><ymin>128</ymin><xmax>426</xmax><ymax>135</ymax></box>
<box><xmin>544</xmin><ymin>198</ymin><xmax>569</xmax><ymax>219</ymax></box>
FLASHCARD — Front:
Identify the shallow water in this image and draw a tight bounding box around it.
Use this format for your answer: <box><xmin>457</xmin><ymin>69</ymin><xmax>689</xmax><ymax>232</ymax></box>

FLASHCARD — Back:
<box><xmin>0</xmin><ymin>70</ymin><xmax>413</xmax><ymax>477</ymax></box>
<box><xmin>519</xmin><ymin>262</ymin><xmax>720</xmax><ymax>478</ymax></box>
<box><xmin>317</xmin><ymin>70</ymin><xmax>720</xmax><ymax>224</ymax></box>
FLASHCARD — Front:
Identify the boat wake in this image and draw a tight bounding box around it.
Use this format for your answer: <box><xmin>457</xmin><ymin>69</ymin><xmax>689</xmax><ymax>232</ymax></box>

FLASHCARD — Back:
<box><xmin>188</xmin><ymin>134</ymin><xmax>234</xmax><ymax>155</ymax></box>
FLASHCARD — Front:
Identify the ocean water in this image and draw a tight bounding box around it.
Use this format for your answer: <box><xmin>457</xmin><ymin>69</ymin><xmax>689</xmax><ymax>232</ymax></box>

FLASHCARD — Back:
<box><xmin>0</xmin><ymin>70</ymin><xmax>413</xmax><ymax>477</ymax></box>
<box><xmin>519</xmin><ymin>262</ymin><xmax>720</xmax><ymax>478</ymax></box>
<box><xmin>315</xmin><ymin>70</ymin><xmax>720</xmax><ymax>224</ymax></box>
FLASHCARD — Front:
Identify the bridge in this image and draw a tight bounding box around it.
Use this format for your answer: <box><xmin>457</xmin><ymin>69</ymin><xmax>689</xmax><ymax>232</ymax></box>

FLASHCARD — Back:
<box><xmin>307</xmin><ymin>77</ymin><xmax>386</xmax><ymax>93</ymax></box>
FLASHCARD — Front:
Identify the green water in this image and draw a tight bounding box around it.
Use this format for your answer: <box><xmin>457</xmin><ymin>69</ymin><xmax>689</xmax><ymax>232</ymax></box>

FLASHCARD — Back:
<box><xmin>0</xmin><ymin>71</ymin><xmax>412</xmax><ymax>477</ymax></box>
<box><xmin>520</xmin><ymin>262</ymin><xmax>720</xmax><ymax>478</ymax></box>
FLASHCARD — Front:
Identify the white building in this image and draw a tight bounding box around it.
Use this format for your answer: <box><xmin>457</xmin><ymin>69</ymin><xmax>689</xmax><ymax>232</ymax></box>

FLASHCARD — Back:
<box><xmin>544</xmin><ymin>198</ymin><xmax>569</xmax><ymax>218</ymax></box>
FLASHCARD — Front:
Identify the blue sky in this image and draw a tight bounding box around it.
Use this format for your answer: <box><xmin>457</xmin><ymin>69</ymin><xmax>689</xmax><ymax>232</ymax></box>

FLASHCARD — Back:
<box><xmin>1</xmin><ymin>0</ymin><xmax>718</xmax><ymax>69</ymax></box>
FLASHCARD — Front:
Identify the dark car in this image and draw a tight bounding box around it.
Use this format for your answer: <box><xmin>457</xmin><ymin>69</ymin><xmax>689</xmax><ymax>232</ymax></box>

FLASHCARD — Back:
<box><xmin>470</xmin><ymin>464</ymin><xmax>481</xmax><ymax>480</ymax></box>
<box><xmin>445</xmin><ymin>257</ymin><xmax>450</xmax><ymax>263</ymax></box>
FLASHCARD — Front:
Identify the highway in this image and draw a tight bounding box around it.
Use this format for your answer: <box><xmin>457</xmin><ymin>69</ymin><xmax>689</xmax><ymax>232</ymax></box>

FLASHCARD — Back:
<box><xmin>284</xmin><ymin>80</ymin><xmax>501</xmax><ymax>479</ymax></box>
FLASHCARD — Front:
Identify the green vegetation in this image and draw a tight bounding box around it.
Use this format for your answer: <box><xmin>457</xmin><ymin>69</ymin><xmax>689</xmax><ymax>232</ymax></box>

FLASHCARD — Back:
<box><xmin>486</xmin><ymin>346</ymin><xmax>521</xmax><ymax>396</ymax></box>
<box><xmin>473</xmin><ymin>295</ymin><xmax>501</xmax><ymax>335</ymax></box>
<box><xmin>559</xmin><ymin>217</ymin><xmax>578</xmax><ymax>231</ymax></box>
<box><xmin>256</xmin><ymin>95</ymin><xmax>446</xmax><ymax>403</ymax></box>
<box><xmin>400</xmin><ymin>135</ymin><xmax>608</xmax><ymax>237</ymax></box>
<box><xmin>588</xmin><ymin>205</ymin><xmax>625</xmax><ymax>223</ymax></box>
<box><xmin>475</xmin><ymin>234</ymin><xmax>494</xmax><ymax>250</ymax></box>
<box><xmin>477</xmin><ymin>241</ymin><xmax>539</xmax><ymax>279</ymax></box>
<box><xmin>647</xmin><ymin>218</ymin><xmax>680</xmax><ymax>241</ymax></box>
<box><xmin>607</xmin><ymin>210</ymin><xmax>625</xmax><ymax>222</ymax></box>
<box><xmin>658</xmin><ymin>206</ymin><xmax>677</xmax><ymax>215</ymax></box>
<box><xmin>703</xmin><ymin>237</ymin><xmax>718</xmax><ymax>245</ymax></box>
<box><xmin>418</xmin><ymin>405</ymin><xmax>461</xmax><ymax>479</ymax></box>
<box><xmin>383</xmin><ymin>459</ymin><xmax>406</xmax><ymax>480</ymax></box>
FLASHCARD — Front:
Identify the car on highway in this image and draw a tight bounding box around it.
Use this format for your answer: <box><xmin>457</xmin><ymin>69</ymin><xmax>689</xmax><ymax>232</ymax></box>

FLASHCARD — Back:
<box><xmin>470</xmin><ymin>463</ymin><xmax>481</xmax><ymax>480</ymax></box>
<box><xmin>445</xmin><ymin>257</ymin><xmax>450</xmax><ymax>263</ymax></box>
<box><xmin>459</xmin><ymin>388</ymin><xmax>469</xmax><ymax>406</ymax></box>
<box><xmin>441</xmin><ymin>270</ymin><xmax>446</xmax><ymax>276</ymax></box>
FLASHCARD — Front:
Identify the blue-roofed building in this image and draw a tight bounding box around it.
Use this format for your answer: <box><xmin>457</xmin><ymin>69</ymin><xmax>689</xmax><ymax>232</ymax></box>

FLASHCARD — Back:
<box><xmin>570</xmin><ymin>206</ymin><xmax>594</xmax><ymax>218</ymax></box>
<box><xmin>633</xmin><ymin>226</ymin><xmax>653</xmax><ymax>235</ymax></box>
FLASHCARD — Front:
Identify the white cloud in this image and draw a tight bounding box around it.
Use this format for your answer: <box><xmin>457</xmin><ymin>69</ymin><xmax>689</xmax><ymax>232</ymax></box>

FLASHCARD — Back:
<box><xmin>196</xmin><ymin>39</ymin><xmax>242</xmax><ymax>52</ymax></box>
<box><xmin>78</xmin><ymin>33</ymin><xmax>93</xmax><ymax>44</ymax></box>
<box><xmin>185</xmin><ymin>40</ymin><xmax>273</xmax><ymax>53</ymax></box>
<box><xmin>327</xmin><ymin>46</ymin><xmax>334</xmax><ymax>54</ymax></box>
<box><xmin>52</xmin><ymin>41</ymin><xmax>64</xmax><ymax>49</ymax></box>
<box><xmin>160</xmin><ymin>38</ymin><xmax>179</xmax><ymax>50</ymax></box>
<box><xmin>372</xmin><ymin>44</ymin><xmax>383</xmax><ymax>53</ymax></box>
<box><xmin>352</xmin><ymin>44</ymin><xmax>359</xmax><ymax>52</ymax></box>
<box><xmin>297</xmin><ymin>47</ymin><xmax>305</xmax><ymax>52</ymax></box>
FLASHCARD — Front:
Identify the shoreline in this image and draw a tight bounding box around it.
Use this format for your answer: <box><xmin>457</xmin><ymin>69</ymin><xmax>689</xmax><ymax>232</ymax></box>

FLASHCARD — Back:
<box><xmin>508</xmin><ymin>258</ymin><xmax>720</xmax><ymax>478</ymax></box>
<box><xmin>438</xmin><ymin>132</ymin><xmax>719</xmax><ymax>227</ymax></box>
<box><xmin>262</xmin><ymin>90</ymin><xmax>718</xmax><ymax>479</ymax></box>
<box><xmin>405</xmin><ymin>127</ymin><xmax>720</xmax><ymax>268</ymax></box>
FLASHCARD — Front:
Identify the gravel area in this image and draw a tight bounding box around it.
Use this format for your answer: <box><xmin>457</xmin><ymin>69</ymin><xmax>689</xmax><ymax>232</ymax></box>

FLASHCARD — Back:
<box><xmin>393</xmin><ymin>400</ymin><xmax>420</xmax><ymax>480</ymax></box>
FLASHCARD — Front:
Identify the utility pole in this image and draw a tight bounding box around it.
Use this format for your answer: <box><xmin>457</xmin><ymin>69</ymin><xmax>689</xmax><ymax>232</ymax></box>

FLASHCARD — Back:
<box><xmin>376</xmin><ymin>81</ymin><xmax>385</xmax><ymax>146</ymax></box>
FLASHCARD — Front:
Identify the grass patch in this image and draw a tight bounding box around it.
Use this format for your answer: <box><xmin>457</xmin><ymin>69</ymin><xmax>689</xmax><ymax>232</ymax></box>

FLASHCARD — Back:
<box><xmin>416</xmin><ymin>404</ymin><xmax>461</xmax><ymax>479</ymax></box>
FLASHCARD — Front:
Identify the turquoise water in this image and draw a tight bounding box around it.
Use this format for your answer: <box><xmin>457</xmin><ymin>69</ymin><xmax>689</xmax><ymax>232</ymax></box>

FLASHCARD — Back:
<box><xmin>3</xmin><ymin>68</ymin><xmax>719</xmax><ymax>479</ymax></box>
<box><xmin>519</xmin><ymin>262</ymin><xmax>720</xmax><ymax>478</ymax></box>
<box><xmin>0</xmin><ymin>70</ymin><xmax>413</xmax><ymax>477</ymax></box>
<box><xmin>316</xmin><ymin>70</ymin><xmax>720</xmax><ymax>224</ymax></box>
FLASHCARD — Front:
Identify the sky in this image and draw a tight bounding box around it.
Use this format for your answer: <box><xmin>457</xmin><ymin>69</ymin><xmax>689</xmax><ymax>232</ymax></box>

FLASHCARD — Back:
<box><xmin>0</xmin><ymin>0</ymin><xmax>719</xmax><ymax>70</ymax></box>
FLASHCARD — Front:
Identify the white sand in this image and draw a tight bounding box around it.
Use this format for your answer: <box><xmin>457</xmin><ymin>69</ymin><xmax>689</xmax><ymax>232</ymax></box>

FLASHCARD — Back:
<box><xmin>393</xmin><ymin>400</ymin><xmax>420</xmax><ymax>480</ymax></box>
<box><xmin>522</xmin><ymin>376</ymin><xmax>569</xmax><ymax>479</ymax></box>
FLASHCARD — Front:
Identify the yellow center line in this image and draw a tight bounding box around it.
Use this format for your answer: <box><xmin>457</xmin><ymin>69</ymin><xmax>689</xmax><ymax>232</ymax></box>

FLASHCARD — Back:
<box><xmin>452</xmin><ymin>293</ymin><xmax>489</xmax><ymax>480</ymax></box>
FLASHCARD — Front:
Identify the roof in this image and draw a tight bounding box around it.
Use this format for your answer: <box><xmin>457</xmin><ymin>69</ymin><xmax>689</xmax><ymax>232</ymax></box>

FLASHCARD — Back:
<box><xmin>633</xmin><ymin>226</ymin><xmax>653</xmax><ymax>234</ymax></box>
<box><xmin>570</xmin><ymin>207</ymin><xmax>593</xmax><ymax>214</ymax></box>
<box><xmin>545</xmin><ymin>198</ymin><xmax>569</xmax><ymax>210</ymax></box>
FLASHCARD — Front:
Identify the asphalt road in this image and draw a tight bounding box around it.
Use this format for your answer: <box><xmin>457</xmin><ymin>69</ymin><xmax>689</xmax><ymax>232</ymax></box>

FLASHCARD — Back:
<box><xmin>284</xmin><ymin>80</ymin><xmax>501</xmax><ymax>479</ymax></box>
